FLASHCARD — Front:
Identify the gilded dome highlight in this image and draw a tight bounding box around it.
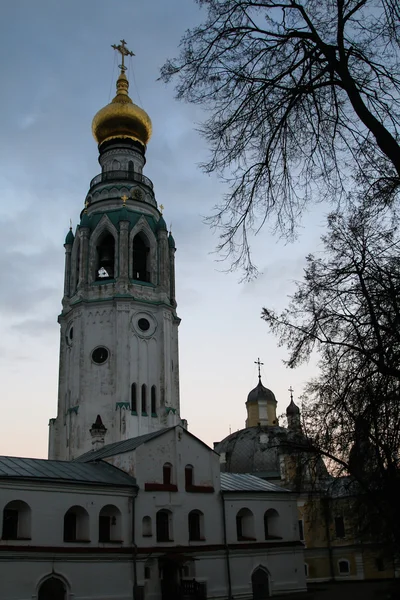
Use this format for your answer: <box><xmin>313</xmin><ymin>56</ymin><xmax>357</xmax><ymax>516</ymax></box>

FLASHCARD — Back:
<box><xmin>92</xmin><ymin>71</ymin><xmax>152</xmax><ymax>148</ymax></box>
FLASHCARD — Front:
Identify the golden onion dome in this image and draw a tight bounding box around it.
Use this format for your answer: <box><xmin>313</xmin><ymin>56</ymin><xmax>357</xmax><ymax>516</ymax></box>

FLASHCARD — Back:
<box><xmin>92</xmin><ymin>71</ymin><xmax>152</xmax><ymax>147</ymax></box>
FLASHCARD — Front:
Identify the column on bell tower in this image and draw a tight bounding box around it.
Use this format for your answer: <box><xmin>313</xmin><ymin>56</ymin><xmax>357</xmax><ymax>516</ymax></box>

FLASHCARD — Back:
<box><xmin>49</xmin><ymin>42</ymin><xmax>182</xmax><ymax>461</ymax></box>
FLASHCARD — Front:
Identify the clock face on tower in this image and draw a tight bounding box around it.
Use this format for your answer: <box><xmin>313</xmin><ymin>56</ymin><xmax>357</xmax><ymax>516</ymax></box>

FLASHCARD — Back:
<box><xmin>91</xmin><ymin>346</ymin><xmax>109</xmax><ymax>364</ymax></box>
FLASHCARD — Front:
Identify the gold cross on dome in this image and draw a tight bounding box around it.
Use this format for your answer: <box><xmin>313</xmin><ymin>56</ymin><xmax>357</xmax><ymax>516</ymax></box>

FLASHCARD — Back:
<box><xmin>159</xmin><ymin>204</ymin><xmax>164</xmax><ymax>214</ymax></box>
<box><xmin>111</xmin><ymin>39</ymin><xmax>135</xmax><ymax>72</ymax></box>
<box><xmin>254</xmin><ymin>357</ymin><xmax>264</xmax><ymax>381</ymax></box>
<box><xmin>121</xmin><ymin>194</ymin><xmax>128</xmax><ymax>205</ymax></box>
<box><xmin>84</xmin><ymin>199</ymin><xmax>89</xmax><ymax>212</ymax></box>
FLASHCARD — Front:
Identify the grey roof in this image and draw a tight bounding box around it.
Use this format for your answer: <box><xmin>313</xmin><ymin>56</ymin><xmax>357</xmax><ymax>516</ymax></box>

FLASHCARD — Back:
<box><xmin>220</xmin><ymin>472</ymin><xmax>289</xmax><ymax>493</ymax></box>
<box><xmin>0</xmin><ymin>456</ymin><xmax>136</xmax><ymax>487</ymax></box>
<box><xmin>75</xmin><ymin>428</ymin><xmax>173</xmax><ymax>462</ymax></box>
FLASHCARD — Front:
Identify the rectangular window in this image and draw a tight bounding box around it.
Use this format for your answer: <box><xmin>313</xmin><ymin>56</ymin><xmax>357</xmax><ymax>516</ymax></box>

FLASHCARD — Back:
<box><xmin>99</xmin><ymin>516</ymin><xmax>111</xmax><ymax>542</ymax></box>
<box><xmin>335</xmin><ymin>516</ymin><xmax>345</xmax><ymax>538</ymax></box>
<box><xmin>2</xmin><ymin>509</ymin><xmax>18</xmax><ymax>540</ymax></box>
<box><xmin>298</xmin><ymin>519</ymin><xmax>305</xmax><ymax>541</ymax></box>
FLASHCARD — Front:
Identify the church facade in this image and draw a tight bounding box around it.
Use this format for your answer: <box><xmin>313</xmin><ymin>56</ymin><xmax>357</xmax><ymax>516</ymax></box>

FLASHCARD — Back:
<box><xmin>0</xmin><ymin>42</ymin><xmax>307</xmax><ymax>600</ymax></box>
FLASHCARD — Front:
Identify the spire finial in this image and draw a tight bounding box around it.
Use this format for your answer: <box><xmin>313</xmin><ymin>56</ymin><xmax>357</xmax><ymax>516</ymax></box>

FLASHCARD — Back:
<box><xmin>121</xmin><ymin>194</ymin><xmax>128</xmax><ymax>206</ymax></box>
<box><xmin>84</xmin><ymin>199</ymin><xmax>89</xmax><ymax>214</ymax></box>
<box><xmin>288</xmin><ymin>385</ymin><xmax>294</xmax><ymax>402</ymax></box>
<box><xmin>111</xmin><ymin>39</ymin><xmax>135</xmax><ymax>74</ymax></box>
<box><xmin>254</xmin><ymin>357</ymin><xmax>264</xmax><ymax>381</ymax></box>
<box><xmin>160</xmin><ymin>204</ymin><xmax>164</xmax><ymax>215</ymax></box>
<box><xmin>69</xmin><ymin>218</ymin><xmax>72</xmax><ymax>230</ymax></box>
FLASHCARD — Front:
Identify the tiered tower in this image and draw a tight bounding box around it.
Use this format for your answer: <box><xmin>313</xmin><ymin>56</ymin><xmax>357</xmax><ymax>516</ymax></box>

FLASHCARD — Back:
<box><xmin>49</xmin><ymin>41</ymin><xmax>181</xmax><ymax>461</ymax></box>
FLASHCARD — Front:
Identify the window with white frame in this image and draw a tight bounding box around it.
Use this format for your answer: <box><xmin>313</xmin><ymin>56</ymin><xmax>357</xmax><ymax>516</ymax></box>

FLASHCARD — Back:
<box><xmin>338</xmin><ymin>559</ymin><xmax>350</xmax><ymax>574</ymax></box>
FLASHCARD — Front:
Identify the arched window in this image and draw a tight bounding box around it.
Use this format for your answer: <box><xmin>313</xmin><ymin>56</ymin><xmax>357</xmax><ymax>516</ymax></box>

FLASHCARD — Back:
<box><xmin>99</xmin><ymin>505</ymin><xmax>121</xmax><ymax>542</ymax></box>
<box><xmin>151</xmin><ymin>386</ymin><xmax>157</xmax><ymax>415</ymax></box>
<box><xmin>131</xmin><ymin>383</ymin><xmax>137</xmax><ymax>413</ymax></box>
<box><xmin>185</xmin><ymin>465</ymin><xmax>194</xmax><ymax>489</ymax></box>
<box><xmin>141</xmin><ymin>384</ymin><xmax>147</xmax><ymax>414</ymax></box>
<box><xmin>264</xmin><ymin>509</ymin><xmax>280</xmax><ymax>539</ymax></box>
<box><xmin>132</xmin><ymin>234</ymin><xmax>150</xmax><ymax>282</ymax></box>
<box><xmin>63</xmin><ymin>506</ymin><xmax>89</xmax><ymax>542</ymax></box>
<box><xmin>96</xmin><ymin>234</ymin><xmax>115</xmax><ymax>280</ymax></box>
<box><xmin>156</xmin><ymin>509</ymin><xmax>172</xmax><ymax>542</ymax></box>
<box><xmin>142</xmin><ymin>516</ymin><xmax>152</xmax><ymax>537</ymax></box>
<box><xmin>163</xmin><ymin>463</ymin><xmax>172</xmax><ymax>485</ymax></box>
<box><xmin>188</xmin><ymin>510</ymin><xmax>204</xmax><ymax>541</ymax></box>
<box><xmin>112</xmin><ymin>159</ymin><xmax>120</xmax><ymax>170</ymax></box>
<box><xmin>338</xmin><ymin>559</ymin><xmax>350</xmax><ymax>574</ymax></box>
<box><xmin>2</xmin><ymin>500</ymin><xmax>31</xmax><ymax>540</ymax></box>
<box><xmin>128</xmin><ymin>160</ymin><xmax>134</xmax><ymax>173</ymax></box>
<box><xmin>236</xmin><ymin>508</ymin><xmax>255</xmax><ymax>541</ymax></box>
<box><xmin>38</xmin><ymin>577</ymin><xmax>66</xmax><ymax>600</ymax></box>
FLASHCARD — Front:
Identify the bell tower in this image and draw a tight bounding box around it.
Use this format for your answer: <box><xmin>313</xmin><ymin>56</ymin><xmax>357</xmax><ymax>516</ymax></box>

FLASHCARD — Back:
<box><xmin>49</xmin><ymin>41</ymin><xmax>181</xmax><ymax>461</ymax></box>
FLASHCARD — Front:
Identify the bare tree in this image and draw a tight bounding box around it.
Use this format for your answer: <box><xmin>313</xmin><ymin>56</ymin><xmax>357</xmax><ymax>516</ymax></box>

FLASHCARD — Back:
<box><xmin>263</xmin><ymin>205</ymin><xmax>400</xmax><ymax>547</ymax></box>
<box><xmin>161</xmin><ymin>0</ymin><xmax>400</xmax><ymax>274</ymax></box>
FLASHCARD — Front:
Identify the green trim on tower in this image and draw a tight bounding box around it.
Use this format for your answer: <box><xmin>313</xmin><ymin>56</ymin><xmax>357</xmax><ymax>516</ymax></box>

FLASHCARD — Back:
<box><xmin>79</xmin><ymin>207</ymin><xmax>157</xmax><ymax>234</ymax></box>
<box><xmin>168</xmin><ymin>232</ymin><xmax>176</xmax><ymax>248</ymax></box>
<box><xmin>156</xmin><ymin>215</ymin><xmax>167</xmax><ymax>231</ymax></box>
<box><xmin>65</xmin><ymin>229</ymin><xmax>75</xmax><ymax>245</ymax></box>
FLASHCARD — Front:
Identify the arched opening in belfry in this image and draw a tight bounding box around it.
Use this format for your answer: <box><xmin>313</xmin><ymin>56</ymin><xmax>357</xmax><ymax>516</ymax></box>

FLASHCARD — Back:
<box><xmin>128</xmin><ymin>160</ymin><xmax>134</xmax><ymax>173</ymax></box>
<box><xmin>132</xmin><ymin>234</ymin><xmax>150</xmax><ymax>282</ymax></box>
<box><xmin>96</xmin><ymin>234</ymin><xmax>115</xmax><ymax>280</ymax></box>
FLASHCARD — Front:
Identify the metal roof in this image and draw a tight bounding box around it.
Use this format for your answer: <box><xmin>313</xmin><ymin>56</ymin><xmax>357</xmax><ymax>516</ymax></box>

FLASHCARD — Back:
<box><xmin>220</xmin><ymin>472</ymin><xmax>290</xmax><ymax>493</ymax></box>
<box><xmin>74</xmin><ymin>428</ymin><xmax>173</xmax><ymax>462</ymax></box>
<box><xmin>0</xmin><ymin>456</ymin><xmax>136</xmax><ymax>487</ymax></box>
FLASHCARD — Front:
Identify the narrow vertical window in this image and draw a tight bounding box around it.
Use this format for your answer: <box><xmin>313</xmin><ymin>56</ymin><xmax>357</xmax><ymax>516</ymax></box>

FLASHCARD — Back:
<box><xmin>236</xmin><ymin>515</ymin><xmax>243</xmax><ymax>539</ymax></box>
<box><xmin>298</xmin><ymin>519</ymin><xmax>305</xmax><ymax>541</ymax></box>
<box><xmin>132</xmin><ymin>235</ymin><xmax>150</xmax><ymax>282</ymax></box>
<box><xmin>141</xmin><ymin>384</ymin><xmax>147</xmax><ymax>414</ymax></box>
<box><xmin>163</xmin><ymin>463</ymin><xmax>172</xmax><ymax>485</ymax></box>
<box><xmin>151</xmin><ymin>386</ymin><xmax>157</xmax><ymax>415</ymax></box>
<box><xmin>335</xmin><ymin>516</ymin><xmax>345</xmax><ymax>538</ymax></box>
<box><xmin>131</xmin><ymin>383</ymin><xmax>137</xmax><ymax>413</ymax></box>
<box><xmin>264</xmin><ymin>513</ymin><xmax>269</xmax><ymax>539</ymax></box>
<box><xmin>185</xmin><ymin>465</ymin><xmax>193</xmax><ymax>489</ymax></box>
<box><xmin>128</xmin><ymin>160</ymin><xmax>134</xmax><ymax>173</ymax></box>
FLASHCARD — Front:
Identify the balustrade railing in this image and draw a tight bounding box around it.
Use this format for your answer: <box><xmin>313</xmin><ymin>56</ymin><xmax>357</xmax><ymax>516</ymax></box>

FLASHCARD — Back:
<box><xmin>89</xmin><ymin>170</ymin><xmax>154</xmax><ymax>191</ymax></box>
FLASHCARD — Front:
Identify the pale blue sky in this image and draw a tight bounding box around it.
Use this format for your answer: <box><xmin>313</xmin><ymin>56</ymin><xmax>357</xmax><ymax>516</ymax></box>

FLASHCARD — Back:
<box><xmin>0</xmin><ymin>0</ymin><xmax>326</xmax><ymax>458</ymax></box>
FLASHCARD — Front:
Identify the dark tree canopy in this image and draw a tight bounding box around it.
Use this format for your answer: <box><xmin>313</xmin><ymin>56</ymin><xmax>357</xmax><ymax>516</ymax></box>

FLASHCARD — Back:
<box><xmin>161</xmin><ymin>0</ymin><xmax>400</xmax><ymax>274</ymax></box>
<box><xmin>263</xmin><ymin>206</ymin><xmax>400</xmax><ymax>547</ymax></box>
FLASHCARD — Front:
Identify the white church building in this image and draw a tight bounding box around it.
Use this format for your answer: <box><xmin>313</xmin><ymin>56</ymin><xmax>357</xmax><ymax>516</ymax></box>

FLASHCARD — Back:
<box><xmin>0</xmin><ymin>41</ymin><xmax>306</xmax><ymax>600</ymax></box>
